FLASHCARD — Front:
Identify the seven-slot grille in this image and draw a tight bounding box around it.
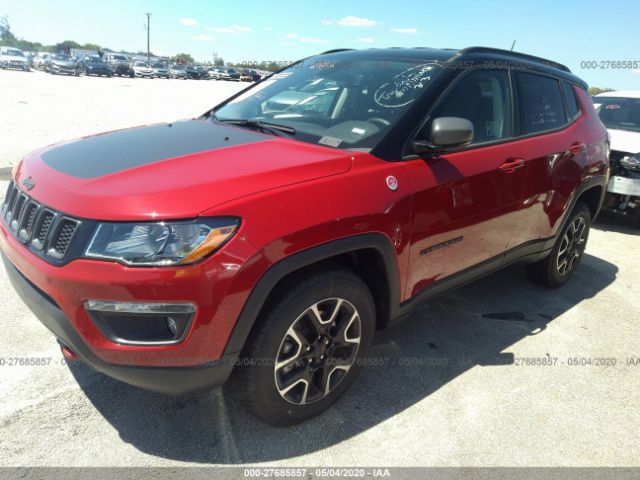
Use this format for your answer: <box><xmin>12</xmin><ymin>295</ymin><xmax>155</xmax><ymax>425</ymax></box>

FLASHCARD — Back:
<box><xmin>2</xmin><ymin>181</ymin><xmax>81</xmax><ymax>261</ymax></box>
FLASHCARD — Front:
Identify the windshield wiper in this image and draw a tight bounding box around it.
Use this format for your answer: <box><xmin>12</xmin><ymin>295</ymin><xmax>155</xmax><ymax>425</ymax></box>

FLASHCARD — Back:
<box><xmin>217</xmin><ymin>118</ymin><xmax>296</xmax><ymax>137</ymax></box>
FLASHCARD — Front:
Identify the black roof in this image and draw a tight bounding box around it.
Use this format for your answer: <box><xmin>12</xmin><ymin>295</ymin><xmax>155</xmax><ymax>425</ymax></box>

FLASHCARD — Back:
<box><xmin>318</xmin><ymin>46</ymin><xmax>586</xmax><ymax>88</ymax></box>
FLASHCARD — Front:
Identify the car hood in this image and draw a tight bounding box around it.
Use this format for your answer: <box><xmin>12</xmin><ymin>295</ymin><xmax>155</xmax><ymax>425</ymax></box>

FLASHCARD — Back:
<box><xmin>14</xmin><ymin>120</ymin><xmax>353</xmax><ymax>221</ymax></box>
<box><xmin>51</xmin><ymin>60</ymin><xmax>74</xmax><ymax>67</ymax></box>
<box><xmin>607</xmin><ymin>128</ymin><xmax>640</xmax><ymax>155</ymax></box>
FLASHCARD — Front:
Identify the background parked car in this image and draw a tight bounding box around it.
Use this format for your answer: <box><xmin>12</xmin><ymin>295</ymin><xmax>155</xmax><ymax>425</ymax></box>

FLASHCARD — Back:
<box><xmin>33</xmin><ymin>52</ymin><xmax>50</xmax><ymax>70</ymax></box>
<box><xmin>103</xmin><ymin>53</ymin><xmax>134</xmax><ymax>77</ymax></box>
<box><xmin>593</xmin><ymin>91</ymin><xmax>640</xmax><ymax>224</ymax></box>
<box><xmin>209</xmin><ymin>67</ymin><xmax>240</xmax><ymax>81</ymax></box>
<box><xmin>152</xmin><ymin>62</ymin><xmax>169</xmax><ymax>79</ymax></box>
<box><xmin>0</xmin><ymin>47</ymin><xmax>30</xmax><ymax>71</ymax></box>
<box><xmin>169</xmin><ymin>64</ymin><xmax>187</xmax><ymax>79</ymax></box>
<box><xmin>46</xmin><ymin>53</ymin><xmax>79</xmax><ymax>76</ymax></box>
<box><xmin>239</xmin><ymin>68</ymin><xmax>261</xmax><ymax>82</ymax></box>
<box><xmin>186</xmin><ymin>64</ymin><xmax>207</xmax><ymax>79</ymax></box>
<box><xmin>132</xmin><ymin>60</ymin><xmax>155</xmax><ymax>78</ymax></box>
<box><xmin>80</xmin><ymin>55</ymin><xmax>113</xmax><ymax>77</ymax></box>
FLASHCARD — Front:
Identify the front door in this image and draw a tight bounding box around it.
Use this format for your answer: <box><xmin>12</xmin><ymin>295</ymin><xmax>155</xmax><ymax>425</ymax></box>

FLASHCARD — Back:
<box><xmin>404</xmin><ymin>68</ymin><xmax>527</xmax><ymax>298</ymax></box>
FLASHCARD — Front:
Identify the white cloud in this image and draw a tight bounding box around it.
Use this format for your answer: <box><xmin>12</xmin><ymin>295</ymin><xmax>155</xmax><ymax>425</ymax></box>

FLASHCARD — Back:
<box><xmin>356</xmin><ymin>37</ymin><xmax>375</xmax><ymax>44</ymax></box>
<box><xmin>328</xmin><ymin>16</ymin><xmax>379</xmax><ymax>27</ymax></box>
<box><xmin>207</xmin><ymin>25</ymin><xmax>253</xmax><ymax>34</ymax></box>
<box><xmin>192</xmin><ymin>34</ymin><xmax>214</xmax><ymax>42</ymax></box>
<box><xmin>299</xmin><ymin>37</ymin><xmax>331</xmax><ymax>45</ymax></box>
<box><xmin>282</xmin><ymin>33</ymin><xmax>330</xmax><ymax>45</ymax></box>
<box><xmin>179</xmin><ymin>18</ymin><xmax>198</xmax><ymax>27</ymax></box>
<box><xmin>389</xmin><ymin>27</ymin><xmax>418</xmax><ymax>34</ymax></box>
<box><xmin>633</xmin><ymin>69</ymin><xmax>640</xmax><ymax>75</ymax></box>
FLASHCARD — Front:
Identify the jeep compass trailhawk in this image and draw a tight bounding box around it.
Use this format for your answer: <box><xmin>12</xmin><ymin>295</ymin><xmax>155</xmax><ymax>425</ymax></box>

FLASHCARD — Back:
<box><xmin>0</xmin><ymin>47</ymin><xmax>608</xmax><ymax>425</ymax></box>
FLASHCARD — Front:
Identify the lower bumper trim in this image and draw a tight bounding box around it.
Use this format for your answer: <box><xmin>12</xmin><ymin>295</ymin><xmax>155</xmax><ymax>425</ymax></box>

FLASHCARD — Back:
<box><xmin>1</xmin><ymin>252</ymin><xmax>236</xmax><ymax>395</ymax></box>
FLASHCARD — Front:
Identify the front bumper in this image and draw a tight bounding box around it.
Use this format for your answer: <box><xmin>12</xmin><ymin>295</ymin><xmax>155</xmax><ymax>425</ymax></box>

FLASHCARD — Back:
<box><xmin>50</xmin><ymin>64</ymin><xmax>77</xmax><ymax>75</ymax></box>
<box><xmin>0</xmin><ymin>202</ymin><xmax>260</xmax><ymax>371</ymax></box>
<box><xmin>2</xmin><ymin>252</ymin><xmax>236</xmax><ymax>394</ymax></box>
<box><xmin>2</xmin><ymin>60</ymin><xmax>28</xmax><ymax>69</ymax></box>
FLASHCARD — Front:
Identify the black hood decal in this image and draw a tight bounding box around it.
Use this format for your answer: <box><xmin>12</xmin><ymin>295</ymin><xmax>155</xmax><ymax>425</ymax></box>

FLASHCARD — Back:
<box><xmin>41</xmin><ymin>120</ymin><xmax>268</xmax><ymax>179</ymax></box>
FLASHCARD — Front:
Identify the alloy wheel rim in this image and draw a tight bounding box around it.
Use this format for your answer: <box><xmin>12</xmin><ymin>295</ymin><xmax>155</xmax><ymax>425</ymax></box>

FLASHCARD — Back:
<box><xmin>274</xmin><ymin>298</ymin><xmax>361</xmax><ymax>405</ymax></box>
<box><xmin>556</xmin><ymin>216</ymin><xmax>587</xmax><ymax>276</ymax></box>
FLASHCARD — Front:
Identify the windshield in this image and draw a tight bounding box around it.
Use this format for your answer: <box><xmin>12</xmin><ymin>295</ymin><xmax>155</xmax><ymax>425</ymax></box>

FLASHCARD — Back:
<box><xmin>594</xmin><ymin>97</ymin><xmax>640</xmax><ymax>133</ymax></box>
<box><xmin>4</xmin><ymin>49</ymin><xmax>24</xmax><ymax>57</ymax></box>
<box><xmin>214</xmin><ymin>54</ymin><xmax>443</xmax><ymax>149</ymax></box>
<box><xmin>86</xmin><ymin>56</ymin><xmax>102</xmax><ymax>63</ymax></box>
<box><xmin>135</xmin><ymin>61</ymin><xmax>149</xmax><ymax>67</ymax></box>
<box><xmin>153</xmin><ymin>62</ymin><xmax>165</xmax><ymax>68</ymax></box>
<box><xmin>52</xmin><ymin>53</ymin><xmax>71</xmax><ymax>60</ymax></box>
<box><xmin>112</xmin><ymin>55</ymin><xmax>127</xmax><ymax>61</ymax></box>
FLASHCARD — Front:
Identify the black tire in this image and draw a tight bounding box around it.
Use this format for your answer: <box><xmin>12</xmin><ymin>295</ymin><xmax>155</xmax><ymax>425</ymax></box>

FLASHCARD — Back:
<box><xmin>528</xmin><ymin>203</ymin><xmax>591</xmax><ymax>288</ymax></box>
<box><xmin>229</xmin><ymin>267</ymin><xmax>375</xmax><ymax>425</ymax></box>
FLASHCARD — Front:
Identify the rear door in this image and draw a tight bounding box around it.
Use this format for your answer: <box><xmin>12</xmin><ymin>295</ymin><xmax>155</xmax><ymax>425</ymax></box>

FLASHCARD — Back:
<box><xmin>506</xmin><ymin>72</ymin><xmax>582</xmax><ymax>248</ymax></box>
<box><xmin>404</xmin><ymin>68</ymin><xmax>527</xmax><ymax>298</ymax></box>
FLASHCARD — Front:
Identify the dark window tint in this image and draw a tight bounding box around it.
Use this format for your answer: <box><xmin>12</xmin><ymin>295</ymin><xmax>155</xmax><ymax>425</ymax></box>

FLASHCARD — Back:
<box><xmin>563</xmin><ymin>82</ymin><xmax>581</xmax><ymax>121</ymax></box>
<box><xmin>516</xmin><ymin>72</ymin><xmax>566</xmax><ymax>134</ymax></box>
<box><xmin>593</xmin><ymin>97</ymin><xmax>640</xmax><ymax>133</ymax></box>
<box><xmin>424</xmin><ymin>69</ymin><xmax>512</xmax><ymax>144</ymax></box>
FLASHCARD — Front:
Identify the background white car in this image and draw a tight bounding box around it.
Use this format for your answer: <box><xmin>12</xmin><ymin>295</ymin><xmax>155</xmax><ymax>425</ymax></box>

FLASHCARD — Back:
<box><xmin>132</xmin><ymin>61</ymin><xmax>155</xmax><ymax>78</ymax></box>
<box><xmin>593</xmin><ymin>91</ymin><xmax>640</xmax><ymax>221</ymax></box>
<box><xmin>0</xmin><ymin>47</ymin><xmax>30</xmax><ymax>71</ymax></box>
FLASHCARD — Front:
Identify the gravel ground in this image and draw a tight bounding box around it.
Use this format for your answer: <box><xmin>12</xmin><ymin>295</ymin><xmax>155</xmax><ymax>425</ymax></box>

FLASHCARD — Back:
<box><xmin>0</xmin><ymin>69</ymin><xmax>245</xmax><ymax>171</ymax></box>
<box><xmin>0</xmin><ymin>69</ymin><xmax>638</xmax><ymax>468</ymax></box>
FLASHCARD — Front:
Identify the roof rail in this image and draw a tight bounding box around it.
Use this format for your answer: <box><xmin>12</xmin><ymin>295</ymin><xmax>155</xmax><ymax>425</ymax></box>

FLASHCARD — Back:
<box><xmin>320</xmin><ymin>48</ymin><xmax>355</xmax><ymax>55</ymax></box>
<box><xmin>455</xmin><ymin>46</ymin><xmax>571</xmax><ymax>72</ymax></box>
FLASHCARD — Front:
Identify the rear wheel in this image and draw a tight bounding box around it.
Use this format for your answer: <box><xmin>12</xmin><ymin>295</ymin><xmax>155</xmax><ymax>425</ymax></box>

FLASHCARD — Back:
<box><xmin>528</xmin><ymin>203</ymin><xmax>591</xmax><ymax>287</ymax></box>
<box><xmin>230</xmin><ymin>267</ymin><xmax>375</xmax><ymax>425</ymax></box>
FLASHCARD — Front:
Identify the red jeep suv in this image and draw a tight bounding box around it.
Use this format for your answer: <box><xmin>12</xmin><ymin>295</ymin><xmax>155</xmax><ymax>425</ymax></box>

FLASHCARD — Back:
<box><xmin>1</xmin><ymin>47</ymin><xmax>608</xmax><ymax>425</ymax></box>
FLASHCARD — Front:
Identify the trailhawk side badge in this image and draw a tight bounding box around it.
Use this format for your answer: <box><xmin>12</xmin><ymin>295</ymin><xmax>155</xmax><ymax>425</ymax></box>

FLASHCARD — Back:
<box><xmin>386</xmin><ymin>175</ymin><xmax>398</xmax><ymax>191</ymax></box>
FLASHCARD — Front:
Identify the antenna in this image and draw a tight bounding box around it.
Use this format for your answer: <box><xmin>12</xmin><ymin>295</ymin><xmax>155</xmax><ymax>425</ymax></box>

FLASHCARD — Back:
<box><xmin>510</xmin><ymin>40</ymin><xmax>516</xmax><ymax>51</ymax></box>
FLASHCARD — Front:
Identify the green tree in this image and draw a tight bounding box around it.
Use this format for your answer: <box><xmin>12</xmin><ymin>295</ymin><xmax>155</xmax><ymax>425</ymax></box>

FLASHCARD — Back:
<box><xmin>52</xmin><ymin>40</ymin><xmax>81</xmax><ymax>53</ymax></box>
<box><xmin>172</xmin><ymin>53</ymin><xmax>194</xmax><ymax>64</ymax></box>
<box><xmin>588</xmin><ymin>87</ymin><xmax>615</xmax><ymax>96</ymax></box>
<box><xmin>0</xmin><ymin>15</ymin><xmax>16</xmax><ymax>43</ymax></box>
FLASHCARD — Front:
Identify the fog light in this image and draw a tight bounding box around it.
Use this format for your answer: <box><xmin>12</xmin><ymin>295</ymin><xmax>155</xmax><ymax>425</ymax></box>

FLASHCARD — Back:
<box><xmin>167</xmin><ymin>316</ymin><xmax>178</xmax><ymax>336</ymax></box>
<box><xmin>84</xmin><ymin>301</ymin><xmax>196</xmax><ymax>346</ymax></box>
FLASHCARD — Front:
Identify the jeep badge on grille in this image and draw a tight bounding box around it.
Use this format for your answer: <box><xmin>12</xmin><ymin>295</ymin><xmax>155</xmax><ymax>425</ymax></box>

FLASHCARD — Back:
<box><xmin>22</xmin><ymin>177</ymin><xmax>35</xmax><ymax>191</ymax></box>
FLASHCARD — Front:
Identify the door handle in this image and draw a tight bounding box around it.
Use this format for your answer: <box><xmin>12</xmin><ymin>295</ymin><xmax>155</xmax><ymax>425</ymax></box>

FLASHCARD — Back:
<box><xmin>568</xmin><ymin>142</ymin><xmax>587</xmax><ymax>155</ymax></box>
<box><xmin>499</xmin><ymin>158</ymin><xmax>525</xmax><ymax>173</ymax></box>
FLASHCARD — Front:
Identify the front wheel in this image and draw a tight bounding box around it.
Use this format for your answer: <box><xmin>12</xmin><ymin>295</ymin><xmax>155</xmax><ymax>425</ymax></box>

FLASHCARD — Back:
<box><xmin>528</xmin><ymin>203</ymin><xmax>591</xmax><ymax>288</ymax></box>
<box><xmin>230</xmin><ymin>267</ymin><xmax>375</xmax><ymax>425</ymax></box>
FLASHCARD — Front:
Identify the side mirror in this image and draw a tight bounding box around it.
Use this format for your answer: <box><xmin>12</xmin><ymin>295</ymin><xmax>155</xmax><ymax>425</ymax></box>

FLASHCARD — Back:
<box><xmin>431</xmin><ymin>117</ymin><xmax>474</xmax><ymax>148</ymax></box>
<box><xmin>411</xmin><ymin>117</ymin><xmax>474</xmax><ymax>155</ymax></box>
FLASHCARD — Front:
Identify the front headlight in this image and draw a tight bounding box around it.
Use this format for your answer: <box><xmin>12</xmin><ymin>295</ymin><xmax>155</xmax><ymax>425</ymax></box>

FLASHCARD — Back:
<box><xmin>84</xmin><ymin>217</ymin><xmax>240</xmax><ymax>266</ymax></box>
<box><xmin>620</xmin><ymin>153</ymin><xmax>640</xmax><ymax>172</ymax></box>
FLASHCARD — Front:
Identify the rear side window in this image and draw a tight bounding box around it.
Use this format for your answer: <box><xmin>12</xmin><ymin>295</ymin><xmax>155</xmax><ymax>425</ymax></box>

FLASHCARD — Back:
<box><xmin>562</xmin><ymin>82</ymin><xmax>581</xmax><ymax>122</ymax></box>
<box><xmin>516</xmin><ymin>72</ymin><xmax>566</xmax><ymax>135</ymax></box>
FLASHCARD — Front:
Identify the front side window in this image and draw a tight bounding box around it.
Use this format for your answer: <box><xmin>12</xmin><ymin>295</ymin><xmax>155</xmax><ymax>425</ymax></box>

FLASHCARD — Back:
<box><xmin>422</xmin><ymin>69</ymin><xmax>512</xmax><ymax>144</ymax></box>
<box><xmin>214</xmin><ymin>54</ymin><xmax>444</xmax><ymax>149</ymax></box>
<box><xmin>516</xmin><ymin>72</ymin><xmax>566</xmax><ymax>135</ymax></box>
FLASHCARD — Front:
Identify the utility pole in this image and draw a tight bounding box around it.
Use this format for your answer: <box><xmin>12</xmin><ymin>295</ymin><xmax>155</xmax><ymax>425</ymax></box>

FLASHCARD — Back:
<box><xmin>145</xmin><ymin>12</ymin><xmax>152</xmax><ymax>60</ymax></box>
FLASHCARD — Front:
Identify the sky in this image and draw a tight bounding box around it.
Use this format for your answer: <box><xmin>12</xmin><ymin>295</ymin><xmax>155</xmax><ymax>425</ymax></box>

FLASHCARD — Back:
<box><xmin>2</xmin><ymin>0</ymin><xmax>640</xmax><ymax>89</ymax></box>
